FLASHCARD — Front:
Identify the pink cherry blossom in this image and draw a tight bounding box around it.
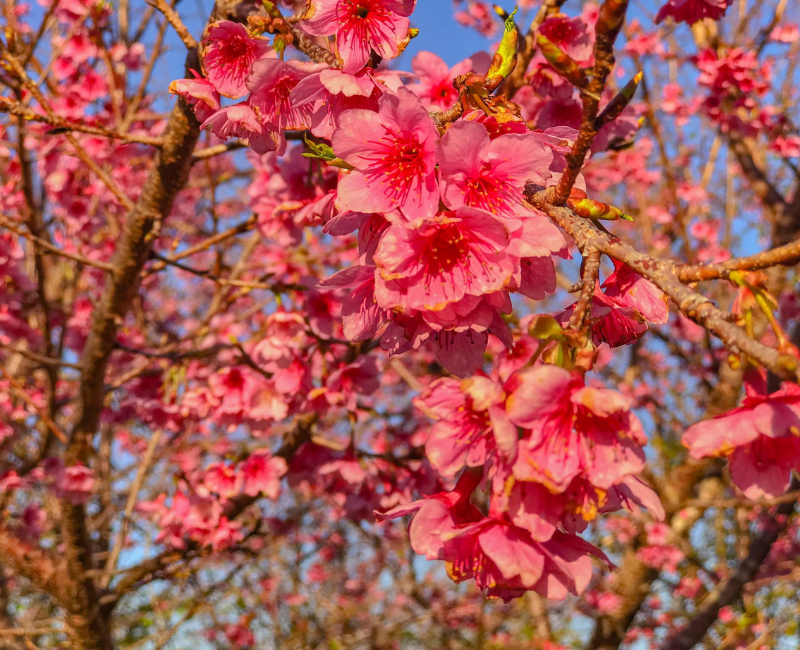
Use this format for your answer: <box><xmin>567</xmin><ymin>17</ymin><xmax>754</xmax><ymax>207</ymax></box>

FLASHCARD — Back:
<box><xmin>655</xmin><ymin>0</ymin><xmax>732</xmax><ymax>25</ymax></box>
<box><xmin>771</xmin><ymin>24</ymin><xmax>800</xmax><ymax>43</ymax></box>
<box><xmin>415</xmin><ymin>375</ymin><xmax>509</xmax><ymax>477</ymax></box>
<box><xmin>407</xmin><ymin>51</ymin><xmax>473</xmax><ymax>111</ymax></box>
<box><xmin>56</xmin><ymin>464</ymin><xmax>95</xmax><ymax>504</ymax></box>
<box><xmin>437</xmin><ymin>120</ymin><xmax>553</xmax><ymax>217</ymax></box>
<box><xmin>443</xmin><ymin>518</ymin><xmax>609</xmax><ymax>601</ymax></box>
<box><xmin>202</xmin><ymin>104</ymin><xmax>283</xmax><ymax>156</ymax></box>
<box><xmin>506</xmin><ymin>365</ymin><xmax>647</xmax><ymax>492</ymax></box>
<box><xmin>169</xmin><ymin>71</ymin><xmax>221</xmax><ymax>122</ymax></box>
<box><xmin>601</xmin><ymin>261</ymin><xmax>670</xmax><ymax>324</ymax></box>
<box><xmin>241</xmin><ymin>451</ymin><xmax>287</xmax><ymax>499</ymax></box>
<box><xmin>247</xmin><ymin>59</ymin><xmax>327</xmax><ymax>132</ymax></box>
<box><xmin>377</xmin><ymin>470</ymin><xmax>484</xmax><ymax>559</ymax></box>
<box><xmin>204</xmin><ymin>462</ymin><xmax>242</xmax><ymax>498</ymax></box>
<box><xmin>538</xmin><ymin>15</ymin><xmax>593</xmax><ymax>62</ymax></box>
<box><xmin>333</xmin><ymin>88</ymin><xmax>439</xmax><ymax>219</ymax></box>
<box><xmin>202</xmin><ymin>21</ymin><xmax>273</xmax><ymax>98</ymax></box>
<box><xmin>683</xmin><ymin>373</ymin><xmax>800</xmax><ymax>498</ymax></box>
<box><xmin>290</xmin><ymin>68</ymin><xmax>381</xmax><ymax>139</ymax></box>
<box><xmin>319</xmin><ymin>266</ymin><xmax>387</xmax><ymax>342</ymax></box>
<box><xmin>301</xmin><ymin>0</ymin><xmax>416</xmax><ymax>73</ymax></box>
<box><xmin>558</xmin><ymin>284</ymin><xmax>649</xmax><ymax>348</ymax></box>
<box><xmin>373</xmin><ymin>207</ymin><xmax>513</xmax><ymax>312</ymax></box>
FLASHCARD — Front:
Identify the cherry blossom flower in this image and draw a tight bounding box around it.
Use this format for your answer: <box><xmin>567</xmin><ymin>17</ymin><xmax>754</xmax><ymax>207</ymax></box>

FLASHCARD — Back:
<box><xmin>437</xmin><ymin>120</ymin><xmax>553</xmax><ymax>218</ymax></box>
<box><xmin>202</xmin><ymin>21</ymin><xmax>273</xmax><ymax>98</ymax></box>
<box><xmin>655</xmin><ymin>0</ymin><xmax>732</xmax><ymax>25</ymax></box>
<box><xmin>506</xmin><ymin>365</ymin><xmax>647</xmax><ymax>492</ymax></box>
<box><xmin>373</xmin><ymin>208</ymin><xmax>514</xmax><ymax>312</ymax></box>
<box><xmin>202</xmin><ymin>104</ymin><xmax>284</xmax><ymax>155</ymax></box>
<box><xmin>601</xmin><ymin>261</ymin><xmax>670</xmax><ymax>324</ymax></box>
<box><xmin>301</xmin><ymin>0</ymin><xmax>417</xmax><ymax>72</ymax></box>
<box><xmin>682</xmin><ymin>373</ymin><xmax>800</xmax><ymax>498</ymax></box>
<box><xmin>377</xmin><ymin>470</ymin><xmax>484</xmax><ymax>559</ymax></box>
<box><xmin>241</xmin><ymin>451</ymin><xmax>287</xmax><ymax>499</ymax></box>
<box><xmin>247</xmin><ymin>59</ymin><xmax>327</xmax><ymax>132</ymax></box>
<box><xmin>169</xmin><ymin>71</ymin><xmax>221</xmax><ymax>122</ymax></box>
<box><xmin>290</xmin><ymin>68</ymin><xmax>381</xmax><ymax>139</ymax></box>
<box><xmin>204</xmin><ymin>462</ymin><xmax>242</xmax><ymax>498</ymax></box>
<box><xmin>558</xmin><ymin>284</ymin><xmax>649</xmax><ymax>348</ymax></box>
<box><xmin>325</xmin><ymin>356</ymin><xmax>381</xmax><ymax>410</ymax></box>
<box><xmin>407</xmin><ymin>51</ymin><xmax>473</xmax><ymax>111</ymax></box>
<box><xmin>538</xmin><ymin>15</ymin><xmax>593</xmax><ymax>62</ymax></box>
<box><xmin>56</xmin><ymin>464</ymin><xmax>95</xmax><ymax>504</ymax></box>
<box><xmin>771</xmin><ymin>24</ymin><xmax>800</xmax><ymax>43</ymax></box>
<box><xmin>415</xmin><ymin>375</ymin><xmax>510</xmax><ymax>477</ymax></box>
<box><xmin>454</xmin><ymin>0</ymin><xmax>497</xmax><ymax>38</ymax></box>
<box><xmin>319</xmin><ymin>266</ymin><xmax>387</xmax><ymax>342</ymax></box>
<box><xmin>444</xmin><ymin>518</ymin><xmax>609</xmax><ymax>601</ymax></box>
<box><xmin>333</xmin><ymin>88</ymin><xmax>439</xmax><ymax>219</ymax></box>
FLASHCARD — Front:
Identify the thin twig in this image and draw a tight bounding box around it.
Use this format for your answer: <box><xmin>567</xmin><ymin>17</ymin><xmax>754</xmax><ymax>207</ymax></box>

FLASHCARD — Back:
<box><xmin>146</xmin><ymin>0</ymin><xmax>198</xmax><ymax>50</ymax></box>
<box><xmin>101</xmin><ymin>429</ymin><xmax>164</xmax><ymax>588</ymax></box>
<box><xmin>0</xmin><ymin>99</ymin><xmax>163</xmax><ymax>146</ymax></box>
<box><xmin>0</xmin><ymin>215</ymin><xmax>115</xmax><ymax>272</ymax></box>
<box><xmin>0</xmin><ymin>364</ymin><xmax>68</xmax><ymax>444</ymax></box>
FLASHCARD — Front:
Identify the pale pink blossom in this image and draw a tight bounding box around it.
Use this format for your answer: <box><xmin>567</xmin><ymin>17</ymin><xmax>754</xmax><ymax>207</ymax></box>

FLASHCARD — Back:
<box><xmin>301</xmin><ymin>0</ymin><xmax>416</xmax><ymax>73</ymax></box>
<box><xmin>415</xmin><ymin>376</ymin><xmax>510</xmax><ymax>477</ymax></box>
<box><xmin>373</xmin><ymin>208</ymin><xmax>514</xmax><ymax>312</ymax></box>
<box><xmin>202</xmin><ymin>21</ymin><xmax>272</xmax><ymax>98</ymax></box>
<box><xmin>655</xmin><ymin>0</ymin><xmax>732</xmax><ymax>25</ymax></box>
<box><xmin>437</xmin><ymin>120</ymin><xmax>553</xmax><ymax>218</ymax></box>
<box><xmin>506</xmin><ymin>365</ymin><xmax>647</xmax><ymax>492</ymax></box>
<box><xmin>241</xmin><ymin>451</ymin><xmax>287</xmax><ymax>499</ymax></box>
<box><xmin>683</xmin><ymin>372</ymin><xmax>800</xmax><ymax>499</ymax></box>
<box><xmin>56</xmin><ymin>464</ymin><xmax>95</xmax><ymax>504</ymax></box>
<box><xmin>333</xmin><ymin>88</ymin><xmax>439</xmax><ymax>219</ymax></box>
<box><xmin>407</xmin><ymin>51</ymin><xmax>473</xmax><ymax>111</ymax></box>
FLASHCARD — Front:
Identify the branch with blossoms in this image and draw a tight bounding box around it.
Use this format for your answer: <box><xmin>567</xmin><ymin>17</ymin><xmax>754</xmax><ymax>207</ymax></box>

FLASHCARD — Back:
<box><xmin>531</xmin><ymin>190</ymin><xmax>800</xmax><ymax>382</ymax></box>
<box><xmin>4</xmin><ymin>0</ymin><xmax>800</xmax><ymax>647</ymax></box>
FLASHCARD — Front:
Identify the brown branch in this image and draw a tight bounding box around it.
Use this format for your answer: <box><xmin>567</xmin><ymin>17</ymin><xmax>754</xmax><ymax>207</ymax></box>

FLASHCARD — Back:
<box><xmin>552</xmin><ymin>0</ymin><xmax>629</xmax><ymax>205</ymax></box>
<box><xmin>529</xmin><ymin>188</ymin><xmax>800</xmax><ymax>384</ymax></box>
<box><xmin>0</xmin><ymin>216</ymin><xmax>115</xmax><ymax>272</ymax></box>
<box><xmin>569</xmin><ymin>248</ymin><xmax>601</xmax><ymax>329</ymax></box>
<box><xmin>0</xmin><ymin>98</ymin><xmax>164</xmax><ymax>146</ymax></box>
<box><xmin>0</xmin><ymin>342</ymin><xmax>82</xmax><ymax>370</ymax></box>
<box><xmin>47</xmin><ymin>2</ymin><xmax>246</xmax><ymax>646</ymax></box>
<box><xmin>676</xmin><ymin>237</ymin><xmax>800</xmax><ymax>282</ymax></box>
<box><xmin>146</xmin><ymin>0</ymin><xmax>198</xmax><ymax>50</ymax></box>
<box><xmin>663</xmin><ymin>480</ymin><xmax>798</xmax><ymax>650</ymax></box>
<box><xmin>100</xmin><ymin>429</ymin><xmax>164</xmax><ymax>588</ymax></box>
<box><xmin>191</xmin><ymin>141</ymin><xmax>246</xmax><ymax>161</ymax></box>
<box><xmin>500</xmin><ymin>0</ymin><xmax>566</xmax><ymax>99</ymax></box>
<box><xmin>728</xmin><ymin>133</ymin><xmax>797</xmax><ymax>247</ymax></box>
<box><xmin>687</xmin><ymin>489</ymin><xmax>800</xmax><ymax>510</ymax></box>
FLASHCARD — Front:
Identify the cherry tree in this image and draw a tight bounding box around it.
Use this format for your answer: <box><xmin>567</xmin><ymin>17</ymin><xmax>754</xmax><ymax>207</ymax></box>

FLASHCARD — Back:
<box><xmin>1</xmin><ymin>0</ymin><xmax>800</xmax><ymax>647</ymax></box>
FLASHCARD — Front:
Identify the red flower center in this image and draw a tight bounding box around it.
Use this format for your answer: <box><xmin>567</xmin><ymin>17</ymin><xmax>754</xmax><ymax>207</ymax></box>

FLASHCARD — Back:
<box><xmin>427</xmin><ymin>224</ymin><xmax>469</xmax><ymax>274</ymax></box>
<box><xmin>365</xmin><ymin>128</ymin><xmax>429</xmax><ymax>203</ymax></box>
<box><xmin>540</xmin><ymin>18</ymin><xmax>577</xmax><ymax>46</ymax></box>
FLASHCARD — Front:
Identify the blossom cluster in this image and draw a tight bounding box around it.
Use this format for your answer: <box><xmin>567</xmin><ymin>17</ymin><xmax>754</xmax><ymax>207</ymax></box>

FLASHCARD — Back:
<box><xmin>160</xmin><ymin>0</ymin><xmax>689</xmax><ymax>601</ymax></box>
<box><xmin>683</xmin><ymin>371</ymin><xmax>800</xmax><ymax>499</ymax></box>
<box><xmin>322</xmin><ymin>89</ymin><xmax>573</xmax><ymax>377</ymax></box>
<box><xmin>381</xmin><ymin>364</ymin><xmax>663</xmax><ymax>600</ymax></box>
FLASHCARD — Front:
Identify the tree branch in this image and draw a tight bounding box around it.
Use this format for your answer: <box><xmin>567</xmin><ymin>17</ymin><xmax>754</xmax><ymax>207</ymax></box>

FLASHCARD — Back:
<box><xmin>529</xmin><ymin>187</ymin><xmax>800</xmax><ymax>384</ymax></box>
<box><xmin>676</xmin><ymin>237</ymin><xmax>800</xmax><ymax>282</ymax></box>
<box><xmin>663</xmin><ymin>481</ymin><xmax>798</xmax><ymax>650</ymax></box>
